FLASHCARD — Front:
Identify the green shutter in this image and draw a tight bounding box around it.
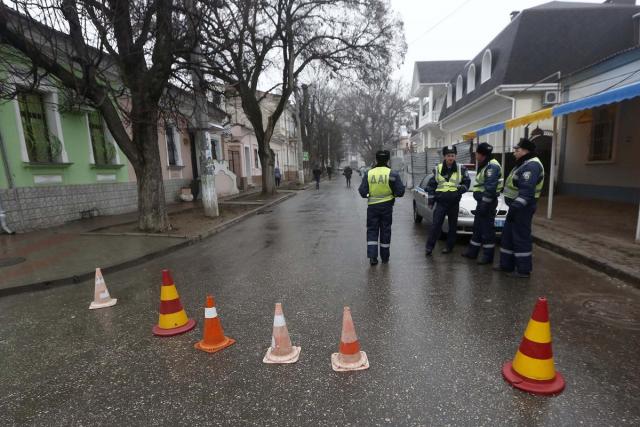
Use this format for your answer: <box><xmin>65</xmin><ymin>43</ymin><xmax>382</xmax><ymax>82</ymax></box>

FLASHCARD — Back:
<box><xmin>18</xmin><ymin>91</ymin><xmax>52</xmax><ymax>162</ymax></box>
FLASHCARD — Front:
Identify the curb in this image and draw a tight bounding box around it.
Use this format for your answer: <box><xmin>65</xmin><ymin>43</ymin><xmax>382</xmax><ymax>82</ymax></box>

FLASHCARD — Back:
<box><xmin>0</xmin><ymin>192</ymin><xmax>296</xmax><ymax>298</ymax></box>
<box><xmin>533</xmin><ymin>235</ymin><xmax>640</xmax><ymax>288</ymax></box>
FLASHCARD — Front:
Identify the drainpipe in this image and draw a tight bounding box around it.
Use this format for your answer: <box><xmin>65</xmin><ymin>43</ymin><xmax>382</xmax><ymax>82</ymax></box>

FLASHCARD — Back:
<box><xmin>0</xmin><ymin>130</ymin><xmax>15</xmax><ymax>234</ymax></box>
<box><xmin>494</xmin><ymin>89</ymin><xmax>517</xmax><ymax>153</ymax></box>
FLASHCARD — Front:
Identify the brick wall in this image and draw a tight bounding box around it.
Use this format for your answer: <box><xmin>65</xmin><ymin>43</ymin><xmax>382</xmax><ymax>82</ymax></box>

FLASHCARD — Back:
<box><xmin>0</xmin><ymin>179</ymin><xmax>191</xmax><ymax>232</ymax></box>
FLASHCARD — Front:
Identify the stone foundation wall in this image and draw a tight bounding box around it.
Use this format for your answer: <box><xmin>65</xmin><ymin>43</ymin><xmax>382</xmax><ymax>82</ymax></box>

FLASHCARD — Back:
<box><xmin>0</xmin><ymin>178</ymin><xmax>191</xmax><ymax>232</ymax></box>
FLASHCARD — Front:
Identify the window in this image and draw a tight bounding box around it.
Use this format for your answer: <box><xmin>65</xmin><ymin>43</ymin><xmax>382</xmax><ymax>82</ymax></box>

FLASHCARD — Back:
<box><xmin>588</xmin><ymin>105</ymin><xmax>616</xmax><ymax>162</ymax></box>
<box><xmin>88</xmin><ymin>111</ymin><xmax>115</xmax><ymax>165</ymax></box>
<box><xmin>455</xmin><ymin>75</ymin><xmax>463</xmax><ymax>101</ymax></box>
<box><xmin>446</xmin><ymin>85</ymin><xmax>453</xmax><ymax>107</ymax></box>
<box><xmin>254</xmin><ymin>148</ymin><xmax>260</xmax><ymax>168</ymax></box>
<box><xmin>165</xmin><ymin>125</ymin><xmax>180</xmax><ymax>166</ymax></box>
<box><xmin>210</xmin><ymin>135</ymin><xmax>221</xmax><ymax>160</ymax></box>
<box><xmin>18</xmin><ymin>91</ymin><xmax>59</xmax><ymax>163</ymax></box>
<box><xmin>467</xmin><ymin>64</ymin><xmax>476</xmax><ymax>93</ymax></box>
<box><xmin>421</xmin><ymin>98</ymin><xmax>429</xmax><ymax>116</ymax></box>
<box><xmin>481</xmin><ymin>49</ymin><xmax>492</xmax><ymax>83</ymax></box>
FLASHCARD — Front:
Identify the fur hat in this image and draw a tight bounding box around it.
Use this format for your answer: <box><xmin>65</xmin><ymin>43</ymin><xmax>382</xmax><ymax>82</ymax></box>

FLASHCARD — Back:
<box><xmin>442</xmin><ymin>145</ymin><xmax>457</xmax><ymax>156</ymax></box>
<box><xmin>476</xmin><ymin>142</ymin><xmax>493</xmax><ymax>156</ymax></box>
<box><xmin>516</xmin><ymin>138</ymin><xmax>536</xmax><ymax>152</ymax></box>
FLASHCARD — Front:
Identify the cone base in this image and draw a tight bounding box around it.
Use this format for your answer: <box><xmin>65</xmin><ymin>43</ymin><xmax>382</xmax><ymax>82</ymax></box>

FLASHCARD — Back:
<box><xmin>194</xmin><ymin>336</ymin><xmax>236</xmax><ymax>353</ymax></box>
<box><xmin>331</xmin><ymin>351</ymin><xmax>369</xmax><ymax>372</ymax></box>
<box><xmin>89</xmin><ymin>298</ymin><xmax>117</xmax><ymax>310</ymax></box>
<box><xmin>153</xmin><ymin>318</ymin><xmax>196</xmax><ymax>337</ymax></box>
<box><xmin>502</xmin><ymin>361</ymin><xmax>565</xmax><ymax>395</ymax></box>
<box><xmin>263</xmin><ymin>346</ymin><xmax>301</xmax><ymax>364</ymax></box>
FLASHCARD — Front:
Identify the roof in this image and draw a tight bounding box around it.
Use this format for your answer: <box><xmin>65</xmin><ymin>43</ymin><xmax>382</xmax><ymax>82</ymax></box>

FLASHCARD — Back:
<box><xmin>415</xmin><ymin>61</ymin><xmax>469</xmax><ymax>84</ymax></box>
<box><xmin>438</xmin><ymin>1</ymin><xmax>640</xmax><ymax>121</ymax></box>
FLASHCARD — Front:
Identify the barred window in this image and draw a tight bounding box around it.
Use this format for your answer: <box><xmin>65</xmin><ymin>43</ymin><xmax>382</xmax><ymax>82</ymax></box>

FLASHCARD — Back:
<box><xmin>589</xmin><ymin>105</ymin><xmax>616</xmax><ymax>162</ymax></box>
<box><xmin>166</xmin><ymin>126</ymin><xmax>179</xmax><ymax>166</ymax></box>
<box><xmin>18</xmin><ymin>91</ymin><xmax>57</xmax><ymax>163</ymax></box>
<box><xmin>88</xmin><ymin>111</ymin><xmax>115</xmax><ymax>165</ymax></box>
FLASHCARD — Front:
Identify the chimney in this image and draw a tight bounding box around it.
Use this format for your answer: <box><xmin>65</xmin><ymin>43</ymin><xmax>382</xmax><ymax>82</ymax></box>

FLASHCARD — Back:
<box><xmin>510</xmin><ymin>11</ymin><xmax>520</xmax><ymax>21</ymax></box>
<box><xmin>635</xmin><ymin>13</ymin><xmax>640</xmax><ymax>45</ymax></box>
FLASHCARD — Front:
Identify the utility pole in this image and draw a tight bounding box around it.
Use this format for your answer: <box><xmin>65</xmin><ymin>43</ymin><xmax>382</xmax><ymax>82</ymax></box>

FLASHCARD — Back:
<box><xmin>294</xmin><ymin>84</ymin><xmax>305</xmax><ymax>184</ymax></box>
<box><xmin>187</xmin><ymin>0</ymin><xmax>218</xmax><ymax>217</ymax></box>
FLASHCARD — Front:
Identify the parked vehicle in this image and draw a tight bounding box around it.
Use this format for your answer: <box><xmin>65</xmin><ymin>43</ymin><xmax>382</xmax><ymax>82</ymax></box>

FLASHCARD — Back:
<box><xmin>412</xmin><ymin>171</ymin><xmax>509</xmax><ymax>235</ymax></box>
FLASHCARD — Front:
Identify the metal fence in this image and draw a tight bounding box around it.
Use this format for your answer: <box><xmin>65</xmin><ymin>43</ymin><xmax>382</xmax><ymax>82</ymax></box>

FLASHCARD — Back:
<box><xmin>405</xmin><ymin>141</ymin><xmax>474</xmax><ymax>189</ymax></box>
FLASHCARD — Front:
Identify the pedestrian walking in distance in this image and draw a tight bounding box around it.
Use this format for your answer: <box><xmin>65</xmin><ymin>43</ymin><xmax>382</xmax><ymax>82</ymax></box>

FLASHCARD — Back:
<box><xmin>359</xmin><ymin>150</ymin><xmax>405</xmax><ymax>265</ymax></box>
<box><xmin>462</xmin><ymin>143</ymin><xmax>503</xmax><ymax>264</ymax></box>
<box><xmin>425</xmin><ymin>145</ymin><xmax>471</xmax><ymax>256</ymax></box>
<box><xmin>343</xmin><ymin>166</ymin><xmax>353</xmax><ymax>188</ymax></box>
<box><xmin>274</xmin><ymin>166</ymin><xmax>282</xmax><ymax>187</ymax></box>
<box><xmin>312</xmin><ymin>165</ymin><xmax>322</xmax><ymax>190</ymax></box>
<box><xmin>327</xmin><ymin>165</ymin><xmax>333</xmax><ymax>180</ymax></box>
<box><xmin>497</xmin><ymin>138</ymin><xmax>545</xmax><ymax>278</ymax></box>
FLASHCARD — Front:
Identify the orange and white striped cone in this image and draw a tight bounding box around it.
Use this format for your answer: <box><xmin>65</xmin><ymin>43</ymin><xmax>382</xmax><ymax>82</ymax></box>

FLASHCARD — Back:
<box><xmin>89</xmin><ymin>268</ymin><xmax>117</xmax><ymax>309</ymax></box>
<box><xmin>194</xmin><ymin>295</ymin><xmax>235</xmax><ymax>353</ymax></box>
<box><xmin>152</xmin><ymin>269</ymin><xmax>196</xmax><ymax>337</ymax></box>
<box><xmin>502</xmin><ymin>297</ymin><xmax>565</xmax><ymax>395</ymax></box>
<box><xmin>331</xmin><ymin>306</ymin><xmax>369</xmax><ymax>372</ymax></box>
<box><xmin>263</xmin><ymin>303</ymin><xmax>301</xmax><ymax>364</ymax></box>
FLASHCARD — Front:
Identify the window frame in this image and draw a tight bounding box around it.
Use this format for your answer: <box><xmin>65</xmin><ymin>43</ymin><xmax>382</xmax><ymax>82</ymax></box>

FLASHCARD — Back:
<box><xmin>446</xmin><ymin>85</ymin><xmax>453</xmax><ymax>108</ymax></box>
<box><xmin>254</xmin><ymin>148</ymin><xmax>260</xmax><ymax>169</ymax></box>
<box><xmin>455</xmin><ymin>75</ymin><xmax>464</xmax><ymax>101</ymax></box>
<box><xmin>481</xmin><ymin>49</ymin><xmax>492</xmax><ymax>83</ymax></box>
<box><xmin>86</xmin><ymin>110</ymin><xmax>119</xmax><ymax>166</ymax></box>
<box><xmin>467</xmin><ymin>64</ymin><xmax>476</xmax><ymax>93</ymax></box>
<box><xmin>587</xmin><ymin>105</ymin><xmax>618</xmax><ymax>164</ymax></box>
<box><xmin>165</xmin><ymin>124</ymin><xmax>183</xmax><ymax>167</ymax></box>
<box><xmin>15</xmin><ymin>88</ymin><xmax>69</xmax><ymax>164</ymax></box>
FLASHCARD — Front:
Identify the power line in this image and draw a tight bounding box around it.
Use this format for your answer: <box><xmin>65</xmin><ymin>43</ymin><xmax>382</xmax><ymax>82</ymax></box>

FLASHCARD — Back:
<box><xmin>408</xmin><ymin>0</ymin><xmax>476</xmax><ymax>46</ymax></box>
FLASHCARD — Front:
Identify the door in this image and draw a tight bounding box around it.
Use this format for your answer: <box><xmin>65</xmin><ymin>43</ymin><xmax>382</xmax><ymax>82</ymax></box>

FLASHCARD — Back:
<box><xmin>228</xmin><ymin>150</ymin><xmax>241</xmax><ymax>176</ymax></box>
<box><xmin>244</xmin><ymin>146</ymin><xmax>252</xmax><ymax>183</ymax></box>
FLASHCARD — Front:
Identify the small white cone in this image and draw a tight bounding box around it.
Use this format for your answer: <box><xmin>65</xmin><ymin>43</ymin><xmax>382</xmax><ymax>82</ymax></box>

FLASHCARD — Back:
<box><xmin>89</xmin><ymin>268</ymin><xmax>117</xmax><ymax>310</ymax></box>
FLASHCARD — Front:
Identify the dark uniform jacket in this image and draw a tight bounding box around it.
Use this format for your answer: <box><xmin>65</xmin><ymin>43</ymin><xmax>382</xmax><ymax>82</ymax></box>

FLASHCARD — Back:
<box><xmin>426</xmin><ymin>161</ymin><xmax>471</xmax><ymax>205</ymax></box>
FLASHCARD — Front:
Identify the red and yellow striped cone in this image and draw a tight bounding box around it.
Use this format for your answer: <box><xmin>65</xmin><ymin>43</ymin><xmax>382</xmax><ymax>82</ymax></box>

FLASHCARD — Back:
<box><xmin>263</xmin><ymin>303</ymin><xmax>301</xmax><ymax>364</ymax></box>
<box><xmin>152</xmin><ymin>269</ymin><xmax>196</xmax><ymax>337</ymax></box>
<box><xmin>502</xmin><ymin>297</ymin><xmax>565</xmax><ymax>395</ymax></box>
<box><xmin>194</xmin><ymin>295</ymin><xmax>235</xmax><ymax>353</ymax></box>
<box><xmin>331</xmin><ymin>306</ymin><xmax>369</xmax><ymax>372</ymax></box>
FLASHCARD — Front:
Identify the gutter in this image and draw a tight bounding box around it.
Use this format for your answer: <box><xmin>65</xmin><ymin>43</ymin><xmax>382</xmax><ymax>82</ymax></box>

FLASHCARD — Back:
<box><xmin>0</xmin><ymin>130</ymin><xmax>15</xmax><ymax>234</ymax></box>
<box><xmin>493</xmin><ymin>88</ymin><xmax>517</xmax><ymax>151</ymax></box>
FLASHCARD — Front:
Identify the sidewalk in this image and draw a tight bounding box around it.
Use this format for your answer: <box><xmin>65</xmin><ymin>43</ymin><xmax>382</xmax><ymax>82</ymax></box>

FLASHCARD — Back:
<box><xmin>533</xmin><ymin>195</ymin><xmax>640</xmax><ymax>287</ymax></box>
<box><xmin>0</xmin><ymin>189</ymin><xmax>297</xmax><ymax>296</ymax></box>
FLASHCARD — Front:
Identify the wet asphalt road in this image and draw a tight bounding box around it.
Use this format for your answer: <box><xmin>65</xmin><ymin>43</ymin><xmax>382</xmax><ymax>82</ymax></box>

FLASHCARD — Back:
<box><xmin>1</xmin><ymin>177</ymin><xmax>640</xmax><ymax>426</ymax></box>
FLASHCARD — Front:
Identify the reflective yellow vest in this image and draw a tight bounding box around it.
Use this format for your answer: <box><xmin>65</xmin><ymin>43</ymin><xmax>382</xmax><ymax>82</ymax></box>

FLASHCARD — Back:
<box><xmin>435</xmin><ymin>163</ymin><xmax>461</xmax><ymax>192</ymax></box>
<box><xmin>473</xmin><ymin>159</ymin><xmax>504</xmax><ymax>193</ymax></box>
<box><xmin>367</xmin><ymin>167</ymin><xmax>394</xmax><ymax>205</ymax></box>
<box><xmin>503</xmin><ymin>157</ymin><xmax>545</xmax><ymax>200</ymax></box>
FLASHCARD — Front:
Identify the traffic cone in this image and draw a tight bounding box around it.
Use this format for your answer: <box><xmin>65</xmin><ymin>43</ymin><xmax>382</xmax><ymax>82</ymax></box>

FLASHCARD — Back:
<box><xmin>194</xmin><ymin>295</ymin><xmax>235</xmax><ymax>353</ymax></box>
<box><xmin>502</xmin><ymin>297</ymin><xmax>565</xmax><ymax>395</ymax></box>
<box><xmin>331</xmin><ymin>306</ymin><xmax>369</xmax><ymax>372</ymax></box>
<box><xmin>89</xmin><ymin>268</ymin><xmax>117</xmax><ymax>309</ymax></box>
<box><xmin>152</xmin><ymin>269</ymin><xmax>196</xmax><ymax>337</ymax></box>
<box><xmin>263</xmin><ymin>303</ymin><xmax>301</xmax><ymax>364</ymax></box>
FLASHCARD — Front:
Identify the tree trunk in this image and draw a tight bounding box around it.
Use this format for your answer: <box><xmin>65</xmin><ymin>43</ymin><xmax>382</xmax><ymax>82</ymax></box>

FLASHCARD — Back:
<box><xmin>260</xmin><ymin>146</ymin><xmax>276</xmax><ymax>194</ymax></box>
<box><xmin>132</xmin><ymin>120</ymin><xmax>171</xmax><ymax>232</ymax></box>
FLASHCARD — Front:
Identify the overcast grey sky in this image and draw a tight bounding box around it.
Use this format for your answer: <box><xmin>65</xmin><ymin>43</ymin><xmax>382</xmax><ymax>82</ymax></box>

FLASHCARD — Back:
<box><xmin>392</xmin><ymin>0</ymin><xmax>605</xmax><ymax>84</ymax></box>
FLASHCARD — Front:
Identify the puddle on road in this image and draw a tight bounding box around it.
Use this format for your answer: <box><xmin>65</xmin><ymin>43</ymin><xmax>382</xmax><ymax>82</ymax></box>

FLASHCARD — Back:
<box><xmin>577</xmin><ymin>294</ymin><xmax>640</xmax><ymax>331</ymax></box>
<box><xmin>0</xmin><ymin>257</ymin><xmax>26</xmax><ymax>268</ymax></box>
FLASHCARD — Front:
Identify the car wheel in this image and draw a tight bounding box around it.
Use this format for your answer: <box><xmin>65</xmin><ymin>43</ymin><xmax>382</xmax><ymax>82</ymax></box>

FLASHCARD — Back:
<box><xmin>413</xmin><ymin>203</ymin><xmax>423</xmax><ymax>223</ymax></box>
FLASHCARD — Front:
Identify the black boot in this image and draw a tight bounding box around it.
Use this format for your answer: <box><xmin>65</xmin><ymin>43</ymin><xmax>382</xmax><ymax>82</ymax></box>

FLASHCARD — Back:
<box><xmin>369</xmin><ymin>257</ymin><xmax>378</xmax><ymax>266</ymax></box>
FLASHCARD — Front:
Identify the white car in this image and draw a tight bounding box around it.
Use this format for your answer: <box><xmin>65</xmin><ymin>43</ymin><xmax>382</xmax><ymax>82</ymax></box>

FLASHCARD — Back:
<box><xmin>412</xmin><ymin>171</ymin><xmax>509</xmax><ymax>235</ymax></box>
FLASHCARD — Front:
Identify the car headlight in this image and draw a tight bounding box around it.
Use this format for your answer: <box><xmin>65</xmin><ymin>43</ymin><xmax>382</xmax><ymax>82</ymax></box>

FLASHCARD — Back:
<box><xmin>459</xmin><ymin>207</ymin><xmax>471</xmax><ymax>216</ymax></box>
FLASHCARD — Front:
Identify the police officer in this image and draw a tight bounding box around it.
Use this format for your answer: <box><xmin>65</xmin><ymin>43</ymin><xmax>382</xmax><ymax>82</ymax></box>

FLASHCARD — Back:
<box><xmin>497</xmin><ymin>138</ymin><xmax>545</xmax><ymax>278</ymax></box>
<box><xmin>359</xmin><ymin>150</ymin><xmax>405</xmax><ymax>265</ymax></box>
<box><xmin>462</xmin><ymin>143</ymin><xmax>503</xmax><ymax>264</ymax></box>
<box><xmin>425</xmin><ymin>145</ymin><xmax>471</xmax><ymax>256</ymax></box>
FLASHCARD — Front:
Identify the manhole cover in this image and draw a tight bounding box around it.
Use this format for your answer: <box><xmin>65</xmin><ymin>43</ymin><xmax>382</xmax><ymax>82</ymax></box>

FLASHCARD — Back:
<box><xmin>580</xmin><ymin>295</ymin><xmax>640</xmax><ymax>330</ymax></box>
<box><xmin>0</xmin><ymin>257</ymin><xmax>26</xmax><ymax>267</ymax></box>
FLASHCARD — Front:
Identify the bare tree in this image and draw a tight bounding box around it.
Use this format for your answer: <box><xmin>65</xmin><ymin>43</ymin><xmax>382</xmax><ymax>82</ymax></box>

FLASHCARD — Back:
<box><xmin>339</xmin><ymin>79</ymin><xmax>415</xmax><ymax>164</ymax></box>
<box><xmin>200</xmin><ymin>0</ymin><xmax>405</xmax><ymax>194</ymax></box>
<box><xmin>0</xmin><ymin>0</ymin><xmax>199</xmax><ymax>231</ymax></box>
